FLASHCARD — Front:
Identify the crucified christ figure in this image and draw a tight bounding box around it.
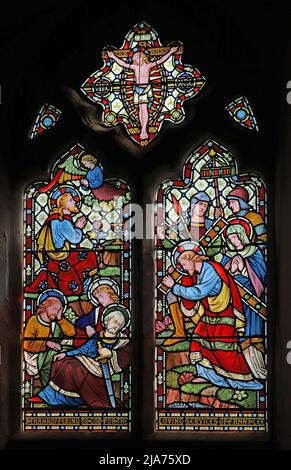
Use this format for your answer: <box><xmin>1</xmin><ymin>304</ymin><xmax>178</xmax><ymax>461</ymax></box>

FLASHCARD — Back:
<box><xmin>107</xmin><ymin>46</ymin><xmax>179</xmax><ymax>141</ymax></box>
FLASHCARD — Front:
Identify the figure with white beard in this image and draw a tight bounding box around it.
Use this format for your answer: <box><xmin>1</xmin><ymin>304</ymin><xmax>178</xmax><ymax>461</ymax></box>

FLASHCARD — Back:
<box><xmin>27</xmin><ymin>306</ymin><xmax>131</xmax><ymax>408</ymax></box>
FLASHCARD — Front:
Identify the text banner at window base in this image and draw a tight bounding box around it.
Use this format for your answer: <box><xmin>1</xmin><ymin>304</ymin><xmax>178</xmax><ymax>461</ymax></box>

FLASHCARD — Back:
<box><xmin>156</xmin><ymin>410</ymin><xmax>267</xmax><ymax>432</ymax></box>
<box><xmin>23</xmin><ymin>410</ymin><xmax>130</xmax><ymax>431</ymax></box>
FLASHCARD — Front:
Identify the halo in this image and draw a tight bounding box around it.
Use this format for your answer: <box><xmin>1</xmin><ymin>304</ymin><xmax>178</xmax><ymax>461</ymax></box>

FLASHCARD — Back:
<box><xmin>101</xmin><ymin>303</ymin><xmax>131</xmax><ymax>330</ymax></box>
<box><xmin>223</xmin><ymin>217</ymin><xmax>253</xmax><ymax>241</ymax></box>
<box><xmin>48</xmin><ymin>184</ymin><xmax>81</xmax><ymax>211</ymax></box>
<box><xmin>172</xmin><ymin>241</ymin><xmax>206</xmax><ymax>275</ymax></box>
<box><xmin>75</xmin><ymin>150</ymin><xmax>88</xmax><ymax>171</ymax></box>
<box><xmin>128</xmin><ymin>46</ymin><xmax>149</xmax><ymax>62</ymax></box>
<box><xmin>88</xmin><ymin>278</ymin><xmax>120</xmax><ymax>307</ymax></box>
<box><xmin>37</xmin><ymin>288</ymin><xmax>68</xmax><ymax>312</ymax></box>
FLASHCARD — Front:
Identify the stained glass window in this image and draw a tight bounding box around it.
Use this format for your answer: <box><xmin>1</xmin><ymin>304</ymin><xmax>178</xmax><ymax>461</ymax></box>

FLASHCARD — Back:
<box><xmin>22</xmin><ymin>143</ymin><xmax>132</xmax><ymax>432</ymax></box>
<box><xmin>225</xmin><ymin>96</ymin><xmax>259</xmax><ymax>131</ymax></box>
<box><xmin>155</xmin><ymin>139</ymin><xmax>267</xmax><ymax>432</ymax></box>
<box><xmin>28</xmin><ymin>103</ymin><xmax>62</xmax><ymax>139</ymax></box>
<box><xmin>81</xmin><ymin>22</ymin><xmax>205</xmax><ymax>146</ymax></box>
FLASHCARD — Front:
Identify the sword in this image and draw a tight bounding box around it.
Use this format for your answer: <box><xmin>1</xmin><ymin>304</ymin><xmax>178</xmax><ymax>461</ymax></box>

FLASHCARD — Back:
<box><xmin>97</xmin><ymin>341</ymin><xmax>116</xmax><ymax>408</ymax></box>
<box><xmin>171</xmin><ymin>194</ymin><xmax>192</xmax><ymax>240</ymax></box>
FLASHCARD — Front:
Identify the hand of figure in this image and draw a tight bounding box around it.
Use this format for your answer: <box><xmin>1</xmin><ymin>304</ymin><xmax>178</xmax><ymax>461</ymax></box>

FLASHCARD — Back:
<box><xmin>46</xmin><ymin>341</ymin><xmax>62</xmax><ymax>351</ymax></box>
<box><xmin>81</xmin><ymin>178</ymin><xmax>89</xmax><ymax>187</ymax></box>
<box><xmin>214</xmin><ymin>207</ymin><xmax>224</xmax><ymax>218</ymax></box>
<box><xmin>85</xmin><ymin>325</ymin><xmax>96</xmax><ymax>337</ymax></box>
<box><xmin>230</xmin><ymin>259</ymin><xmax>238</xmax><ymax>274</ymax></box>
<box><xmin>54</xmin><ymin>352</ymin><xmax>66</xmax><ymax>362</ymax></box>
<box><xmin>107</xmin><ymin>50</ymin><xmax>114</xmax><ymax>59</ymax></box>
<box><xmin>55</xmin><ymin>310</ymin><xmax>63</xmax><ymax>322</ymax></box>
<box><xmin>163</xmin><ymin>274</ymin><xmax>175</xmax><ymax>288</ymax></box>
<box><xmin>171</xmin><ymin>46</ymin><xmax>179</xmax><ymax>53</ymax></box>
<box><xmin>75</xmin><ymin>215</ymin><xmax>87</xmax><ymax>229</ymax></box>
<box><xmin>234</xmin><ymin>255</ymin><xmax>244</xmax><ymax>271</ymax></box>
<box><xmin>98</xmin><ymin>347</ymin><xmax>112</xmax><ymax>358</ymax></box>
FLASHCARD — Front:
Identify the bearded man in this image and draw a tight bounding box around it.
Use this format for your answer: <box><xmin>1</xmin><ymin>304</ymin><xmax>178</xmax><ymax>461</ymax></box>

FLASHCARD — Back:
<box><xmin>23</xmin><ymin>289</ymin><xmax>75</xmax><ymax>386</ymax></box>
<box><xmin>162</xmin><ymin>247</ymin><xmax>263</xmax><ymax>390</ymax></box>
<box><xmin>27</xmin><ymin>306</ymin><xmax>131</xmax><ymax>408</ymax></box>
<box><xmin>74</xmin><ymin>278</ymin><xmax>120</xmax><ymax>346</ymax></box>
<box><xmin>26</xmin><ymin>187</ymin><xmax>98</xmax><ymax>296</ymax></box>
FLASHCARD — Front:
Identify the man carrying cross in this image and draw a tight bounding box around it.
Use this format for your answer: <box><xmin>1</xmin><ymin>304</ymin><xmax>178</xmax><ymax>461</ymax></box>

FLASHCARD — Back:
<box><xmin>162</xmin><ymin>244</ymin><xmax>263</xmax><ymax>390</ymax></box>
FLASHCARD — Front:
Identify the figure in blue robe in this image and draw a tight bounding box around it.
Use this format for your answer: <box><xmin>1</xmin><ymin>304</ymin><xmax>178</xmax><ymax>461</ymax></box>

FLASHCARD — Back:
<box><xmin>222</xmin><ymin>223</ymin><xmax>267</xmax><ymax>379</ymax></box>
<box><xmin>36</xmin><ymin>328</ymin><xmax>130</xmax><ymax>408</ymax></box>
